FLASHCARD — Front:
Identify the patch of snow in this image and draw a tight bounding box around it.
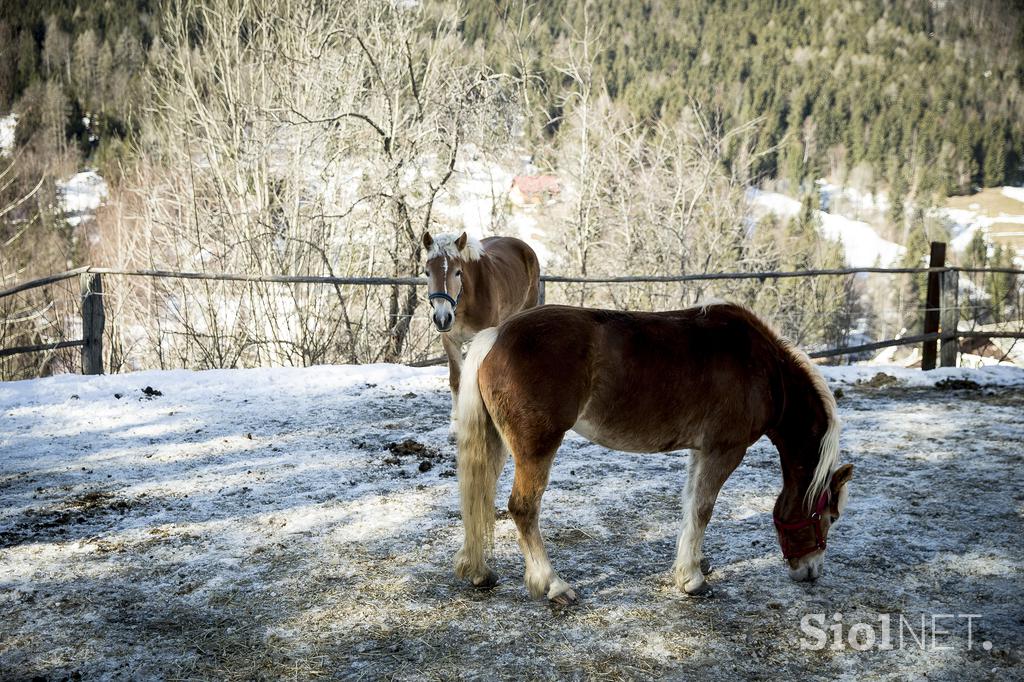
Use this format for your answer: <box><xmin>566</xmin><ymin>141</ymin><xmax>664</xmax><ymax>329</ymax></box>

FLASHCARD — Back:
<box><xmin>820</xmin><ymin>364</ymin><xmax>1024</xmax><ymax>387</ymax></box>
<box><xmin>749</xmin><ymin>189</ymin><xmax>906</xmax><ymax>267</ymax></box>
<box><xmin>437</xmin><ymin>156</ymin><xmax>512</xmax><ymax>236</ymax></box>
<box><xmin>817</xmin><ymin>213</ymin><xmax>905</xmax><ymax>267</ymax></box>
<box><xmin>955</xmin><ymin>352</ymin><xmax>1019</xmax><ymax>369</ymax></box>
<box><xmin>57</xmin><ymin>170</ymin><xmax>108</xmax><ymax>223</ymax></box>
<box><xmin>0</xmin><ymin>113</ymin><xmax>16</xmax><ymax>156</ymax></box>
<box><xmin>817</xmin><ymin>180</ymin><xmax>890</xmax><ymax>213</ymax></box>
<box><xmin>948</xmin><ymin>220</ymin><xmax>983</xmax><ymax>252</ymax></box>
<box><xmin>507</xmin><ymin>210</ymin><xmax>552</xmax><ymax>267</ymax></box>
<box><xmin>1001</xmin><ymin>186</ymin><xmax>1024</xmax><ymax>204</ymax></box>
<box><xmin>749</xmin><ymin>188</ymin><xmax>802</xmax><ymax>217</ymax></box>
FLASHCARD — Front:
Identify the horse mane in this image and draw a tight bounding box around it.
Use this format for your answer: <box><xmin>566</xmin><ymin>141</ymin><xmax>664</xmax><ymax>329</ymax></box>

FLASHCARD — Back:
<box><xmin>426</xmin><ymin>233</ymin><xmax>484</xmax><ymax>262</ymax></box>
<box><xmin>706</xmin><ymin>302</ymin><xmax>840</xmax><ymax>512</ymax></box>
<box><xmin>787</xmin><ymin>345</ymin><xmax>840</xmax><ymax>512</ymax></box>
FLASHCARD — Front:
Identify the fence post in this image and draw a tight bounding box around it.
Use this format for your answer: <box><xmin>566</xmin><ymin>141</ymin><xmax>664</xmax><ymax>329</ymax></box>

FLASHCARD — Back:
<box><xmin>81</xmin><ymin>273</ymin><xmax>104</xmax><ymax>375</ymax></box>
<box><xmin>921</xmin><ymin>241</ymin><xmax>946</xmax><ymax>371</ymax></box>
<box><xmin>939</xmin><ymin>269</ymin><xmax>959</xmax><ymax>368</ymax></box>
<box><xmin>538</xmin><ymin>279</ymin><xmax>546</xmax><ymax>305</ymax></box>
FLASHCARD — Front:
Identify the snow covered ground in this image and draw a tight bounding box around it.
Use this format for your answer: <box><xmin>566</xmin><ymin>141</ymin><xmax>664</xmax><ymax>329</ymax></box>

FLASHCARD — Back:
<box><xmin>1</xmin><ymin>364</ymin><xmax>1022</xmax><ymax>679</ymax></box>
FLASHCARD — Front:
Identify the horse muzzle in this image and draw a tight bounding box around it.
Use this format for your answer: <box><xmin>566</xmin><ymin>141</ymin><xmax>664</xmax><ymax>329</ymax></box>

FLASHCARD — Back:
<box><xmin>429</xmin><ymin>291</ymin><xmax>458</xmax><ymax>332</ymax></box>
<box><xmin>788</xmin><ymin>552</ymin><xmax>824</xmax><ymax>582</ymax></box>
<box><xmin>432</xmin><ymin>306</ymin><xmax>454</xmax><ymax>332</ymax></box>
<box><xmin>433</xmin><ymin>313</ymin><xmax>454</xmax><ymax>332</ymax></box>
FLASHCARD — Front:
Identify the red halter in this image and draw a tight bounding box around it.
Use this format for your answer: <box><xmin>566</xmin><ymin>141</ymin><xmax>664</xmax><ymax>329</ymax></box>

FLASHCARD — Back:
<box><xmin>773</xmin><ymin>489</ymin><xmax>830</xmax><ymax>560</ymax></box>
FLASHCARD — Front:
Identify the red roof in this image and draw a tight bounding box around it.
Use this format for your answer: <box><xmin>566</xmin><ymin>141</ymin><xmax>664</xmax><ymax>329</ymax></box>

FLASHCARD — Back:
<box><xmin>512</xmin><ymin>175</ymin><xmax>560</xmax><ymax>195</ymax></box>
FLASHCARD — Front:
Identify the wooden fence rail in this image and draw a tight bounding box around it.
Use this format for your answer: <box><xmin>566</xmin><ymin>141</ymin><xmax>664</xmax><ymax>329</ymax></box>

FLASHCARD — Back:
<box><xmin>1</xmin><ymin>242</ymin><xmax>1022</xmax><ymax>375</ymax></box>
<box><xmin>5</xmin><ymin>262</ymin><xmax>1022</xmax><ymax>303</ymax></box>
<box><xmin>0</xmin><ymin>339</ymin><xmax>85</xmax><ymax>359</ymax></box>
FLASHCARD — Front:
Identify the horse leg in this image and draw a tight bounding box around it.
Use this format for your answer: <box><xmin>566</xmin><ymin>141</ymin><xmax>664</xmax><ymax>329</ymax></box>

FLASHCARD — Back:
<box><xmin>507</xmin><ymin>437</ymin><xmax>576</xmax><ymax>604</ymax></box>
<box><xmin>673</xmin><ymin>446</ymin><xmax>745</xmax><ymax>595</ymax></box>
<box><xmin>441</xmin><ymin>334</ymin><xmax>463</xmax><ymax>432</ymax></box>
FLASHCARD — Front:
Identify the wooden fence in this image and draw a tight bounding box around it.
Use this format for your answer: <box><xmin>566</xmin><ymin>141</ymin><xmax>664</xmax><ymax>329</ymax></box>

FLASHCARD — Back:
<box><xmin>1</xmin><ymin>241</ymin><xmax>1022</xmax><ymax>375</ymax></box>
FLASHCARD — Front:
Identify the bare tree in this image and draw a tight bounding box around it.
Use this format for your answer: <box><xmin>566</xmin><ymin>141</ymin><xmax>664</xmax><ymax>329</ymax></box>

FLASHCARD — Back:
<box><xmin>102</xmin><ymin>0</ymin><xmax>514</xmax><ymax>370</ymax></box>
<box><xmin>0</xmin><ymin>156</ymin><xmax>76</xmax><ymax>379</ymax></box>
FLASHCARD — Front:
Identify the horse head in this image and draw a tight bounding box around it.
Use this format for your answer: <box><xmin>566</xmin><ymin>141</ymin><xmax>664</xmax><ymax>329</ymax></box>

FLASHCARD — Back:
<box><xmin>773</xmin><ymin>462</ymin><xmax>853</xmax><ymax>581</ymax></box>
<box><xmin>423</xmin><ymin>231</ymin><xmax>470</xmax><ymax>332</ymax></box>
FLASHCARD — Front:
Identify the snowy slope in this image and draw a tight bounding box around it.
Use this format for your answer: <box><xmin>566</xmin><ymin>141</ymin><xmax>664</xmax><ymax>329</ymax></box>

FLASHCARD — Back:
<box><xmin>945</xmin><ymin>210</ymin><xmax>1024</xmax><ymax>253</ymax></box>
<box><xmin>939</xmin><ymin>187</ymin><xmax>1024</xmax><ymax>258</ymax></box>
<box><xmin>1002</xmin><ymin>186</ymin><xmax>1024</xmax><ymax>204</ymax></box>
<box><xmin>749</xmin><ymin>189</ymin><xmax>905</xmax><ymax>268</ymax></box>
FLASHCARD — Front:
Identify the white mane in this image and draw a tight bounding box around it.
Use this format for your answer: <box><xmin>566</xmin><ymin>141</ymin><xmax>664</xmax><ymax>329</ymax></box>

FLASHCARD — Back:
<box><xmin>689</xmin><ymin>300</ymin><xmax>841</xmax><ymax>513</ymax></box>
<box><xmin>791</xmin><ymin>347</ymin><xmax>841</xmax><ymax>513</ymax></box>
<box><xmin>426</xmin><ymin>233</ymin><xmax>483</xmax><ymax>261</ymax></box>
<box><xmin>692</xmin><ymin>297</ymin><xmax>727</xmax><ymax>315</ymax></box>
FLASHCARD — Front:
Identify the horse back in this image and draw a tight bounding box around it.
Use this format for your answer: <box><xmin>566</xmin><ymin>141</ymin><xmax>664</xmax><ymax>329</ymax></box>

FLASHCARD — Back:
<box><xmin>480</xmin><ymin>237</ymin><xmax>539</xmax><ymax>286</ymax></box>
<box><xmin>479</xmin><ymin>304</ymin><xmax>788</xmax><ymax>453</ymax></box>
<box><xmin>476</xmin><ymin>237</ymin><xmax>541</xmax><ymax>319</ymax></box>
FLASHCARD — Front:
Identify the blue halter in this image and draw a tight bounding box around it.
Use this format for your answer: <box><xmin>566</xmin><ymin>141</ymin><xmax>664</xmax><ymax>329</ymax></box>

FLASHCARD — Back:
<box><xmin>428</xmin><ymin>290</ymin><xmax>461</xmax><ymax>309</ymax></box>
<box><xmin>427</xmin><ymin>253</ymin><xmax>462</xmax><ymax>311</ymax></box>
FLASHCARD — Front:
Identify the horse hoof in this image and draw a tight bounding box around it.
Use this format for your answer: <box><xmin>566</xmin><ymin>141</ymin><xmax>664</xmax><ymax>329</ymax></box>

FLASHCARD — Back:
<box><xmin>550</xmin><ymin>588</ymin><xmax>578</xmax><ymax>605</ymax></box>
<box><xmin>472</xmin><ymin>570</ymin><xmax>499</xmax><ymax>589</ymax></box>
<box><xmin>684</xmin><ymin>578</ymin><xmax>713</xmax><ymax>597</ymax></box>
<box><xmin>700</xmin><ymin>558</ymin><xmax>712</xmax><ymax>575</ymax></box>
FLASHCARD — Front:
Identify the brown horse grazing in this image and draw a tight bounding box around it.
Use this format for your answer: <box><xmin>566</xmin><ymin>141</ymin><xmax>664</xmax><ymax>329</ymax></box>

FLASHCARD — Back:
<box><xmin>453</xmin><ymin>302</ymin><xmax>853</xmax><ymax>604</ymax></box>
<box><xmin>422</xmin><ymin>231</ymin><xmax>540</xmax><ymax>429</ymax></box>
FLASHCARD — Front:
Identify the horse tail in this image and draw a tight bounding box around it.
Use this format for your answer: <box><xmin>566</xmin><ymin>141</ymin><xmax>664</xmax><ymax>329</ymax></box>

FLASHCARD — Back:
<box><xmin>788</xmin><ymin>346</ymin><xmax>841</xmax><ymax>512</ymax></box>
<box><xmin>453</xmin><ymin>327</ymin><xmax>507</xmax><ymax>582</ymax></box>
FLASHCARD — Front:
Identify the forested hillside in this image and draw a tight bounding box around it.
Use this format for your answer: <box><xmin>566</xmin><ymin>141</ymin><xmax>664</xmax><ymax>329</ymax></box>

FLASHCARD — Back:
<box><xmin>4</xmin><ymin>1</ymin><xmax>1021</xmax><ymax>206</ymax></box>
<box><xmin>0</xmin><ymin>1</ymin><xmax>156</xmax><ymax>176</ymax></box>
<box><xmin>0</xmin><ymin>0</ymin><xmax>156</xmax><ymax>284</ymax></box>
<box><xmin>464</xmin><ymin>0</ymin><xmax>1024</xmax><ymax>206</ymax></box>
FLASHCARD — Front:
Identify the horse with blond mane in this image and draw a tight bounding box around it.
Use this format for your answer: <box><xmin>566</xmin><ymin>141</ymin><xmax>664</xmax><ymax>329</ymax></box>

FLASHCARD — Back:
<box><xmin>422</xmin><ymin>231</ymin><xmax>540</xmax><ymax>430</ymax></box>
<box><xmin>453</xmin><ymin>302</ymin><xmax>853</xmax><ymax>603</ymax></box>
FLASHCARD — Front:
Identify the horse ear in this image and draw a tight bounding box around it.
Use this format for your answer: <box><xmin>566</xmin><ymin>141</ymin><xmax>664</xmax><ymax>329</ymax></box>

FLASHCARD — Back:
<box><xmin>830</xmin><ymin>463</ymin><xmax>853</xmax><ymax>492</ymax></box>
<box><xmin>455</xmin><ymin>232</ymin><xmax>468</xmax><ymax>251</ymax></box>
<box><xmin>829</xmin><ymin>463</ymin><xmax>853</xmax><ymax>515</ymax></box>
<box><xmin>422</xmin><ymin>232</ymin><xmax>433</xmax><ymax>248</ymax></box>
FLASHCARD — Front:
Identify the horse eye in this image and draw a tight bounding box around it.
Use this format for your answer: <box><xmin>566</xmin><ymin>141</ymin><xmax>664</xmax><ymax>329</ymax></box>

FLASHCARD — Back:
<box><xmin>456</xmin><ymin>270</ymin><xmax>462</xmax><ymax>277</ymax></box>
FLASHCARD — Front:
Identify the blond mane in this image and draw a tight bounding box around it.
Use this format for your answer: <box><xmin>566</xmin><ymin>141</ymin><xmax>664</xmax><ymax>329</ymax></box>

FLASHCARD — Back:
<box><xmin>426</xmin><ymin>233</ymin><xmax>483</xmax><ymax>261</ymax></box>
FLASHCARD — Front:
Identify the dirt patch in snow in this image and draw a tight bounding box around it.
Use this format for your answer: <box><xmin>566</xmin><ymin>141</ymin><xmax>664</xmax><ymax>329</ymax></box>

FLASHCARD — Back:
<box><xmin>0</xmin><ymin>489</ymin><xmax>143</xmax><ymax>550</ymax></box>
<box><xmin>0</xmin><ymin>366</ymin><xmax>1021</xmax><ymax>680</ymax></box>
<box><xmin>934</xmin><ymin>377</ymin><xmax>982</xmax><ymax>391</ymax></box>
<box><xmin>856</xmin><ymin>371</ymin><xmax>900</xmax><ymax>389</ymax></box>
